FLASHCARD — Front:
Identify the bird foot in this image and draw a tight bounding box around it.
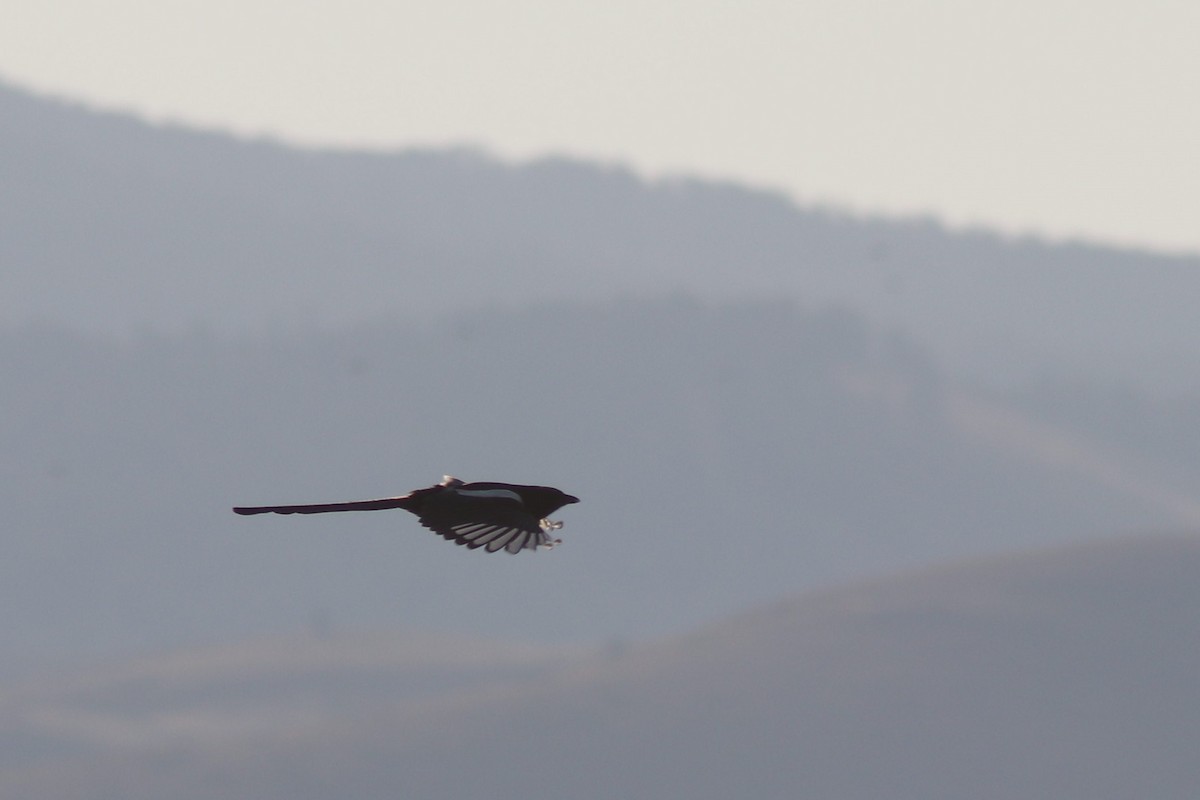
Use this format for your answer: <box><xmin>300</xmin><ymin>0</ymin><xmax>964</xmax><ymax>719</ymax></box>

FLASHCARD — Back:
<box><xmin>539</xmin><ymin>518</ymin><xmax>564</xmax><ymax>549</ymax></box>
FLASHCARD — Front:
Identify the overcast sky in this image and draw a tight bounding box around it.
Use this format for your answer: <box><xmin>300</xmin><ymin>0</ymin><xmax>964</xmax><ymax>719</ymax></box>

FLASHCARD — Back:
<box><xmin>3</xmin><ymin>0</ymin><xmax>1197</xmax><ymax>254</ymax></box>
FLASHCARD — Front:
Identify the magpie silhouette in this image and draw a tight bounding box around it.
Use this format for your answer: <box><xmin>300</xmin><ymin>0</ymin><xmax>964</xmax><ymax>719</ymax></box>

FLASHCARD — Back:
<box><xmin>233</xmin><ymin>476</ymin><xmax>579</xmax><ymax>554</ymax></box>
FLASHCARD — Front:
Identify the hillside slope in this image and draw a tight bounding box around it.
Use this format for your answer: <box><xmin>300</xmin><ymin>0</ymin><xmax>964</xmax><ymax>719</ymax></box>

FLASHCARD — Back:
<box><xmin>5</xmin><ymin>535</ymin><xmax>1198</xmax><ymax>799</ymax></box>
<box><xmin>3</xmin><ymin>300</ymin><xmax>1187</xmax><ymax>676</ymax></box>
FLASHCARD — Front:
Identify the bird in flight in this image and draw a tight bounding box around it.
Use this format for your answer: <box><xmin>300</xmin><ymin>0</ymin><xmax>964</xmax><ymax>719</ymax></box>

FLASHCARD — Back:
<box><xmin>233</xmin><ymin>475</ymin><xmax>579</xmax><ymax>554</ymax></box>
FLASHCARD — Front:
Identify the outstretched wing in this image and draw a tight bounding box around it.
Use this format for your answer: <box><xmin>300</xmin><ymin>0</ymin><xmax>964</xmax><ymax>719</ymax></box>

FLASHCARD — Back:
<box><xmin>416</xmin><ymin>496</ymin><xmax>552</xmax><ymax>554</ymax></box>
<box><xmin>233</xmin><ymin>497</ymin><xmax>411</xmax><ymax>515</ymax></box>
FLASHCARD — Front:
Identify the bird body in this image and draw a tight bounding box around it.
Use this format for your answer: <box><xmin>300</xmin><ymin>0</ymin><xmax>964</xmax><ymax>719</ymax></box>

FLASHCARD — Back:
<box><xmin>234</xmin><ymin>476</ymin><xmax>578</xmax><ymax>554</ymax></box>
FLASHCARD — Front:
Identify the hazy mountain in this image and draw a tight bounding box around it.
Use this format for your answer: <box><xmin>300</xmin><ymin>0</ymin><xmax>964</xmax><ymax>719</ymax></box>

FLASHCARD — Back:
<box><xmin>3</xmin><ymin>297</ymin><xmax>1195</xmax><ymax>680</ymax></box>
<box><xmin>4</xmin><ymin>77</ymin><xmax>1199</xmax><ymax>798</ymax></box>
<box><xmin>4</xmin><ymin>76</ymin><xmax>1199</xmax><ymax>677</ymax></box>
<box><xmin>5</xmin><ymin>535</ymin><xmax>1198</xmax><ymax>799</ymax></box>
<box><xmin>3</xmin><ymin>79</ymin><xmax>1198</xmax><ymax>390</ymax></box>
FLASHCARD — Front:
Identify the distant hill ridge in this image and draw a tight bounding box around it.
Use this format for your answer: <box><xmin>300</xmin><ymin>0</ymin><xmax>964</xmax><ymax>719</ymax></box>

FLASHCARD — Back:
<box><xmin>3</xmin><ymin>78</ymin><xmax>1198</xmax><ymax>388</ymax></box>
<box><xmin>4</xmin><ymin>534</ymin><xmax>1198</xmax><ymax>799</ymax></box>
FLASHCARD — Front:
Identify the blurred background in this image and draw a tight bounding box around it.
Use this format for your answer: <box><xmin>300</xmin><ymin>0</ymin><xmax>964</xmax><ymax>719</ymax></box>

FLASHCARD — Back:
<box><xmin>2</xmin><ymin>3</ymin><xmax>1199</xmax><ymax>797</ymax></box>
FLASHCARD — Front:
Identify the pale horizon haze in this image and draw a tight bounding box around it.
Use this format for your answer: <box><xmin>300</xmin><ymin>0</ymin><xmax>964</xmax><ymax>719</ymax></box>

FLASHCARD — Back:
<box><xmin>3</xmin><ymin>0</ymin><xmax>1197</xmax><ymax>255</ymax></box>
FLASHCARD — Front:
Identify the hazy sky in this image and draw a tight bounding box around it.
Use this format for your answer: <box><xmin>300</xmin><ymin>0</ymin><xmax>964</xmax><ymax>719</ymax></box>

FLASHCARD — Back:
<box><xmin>3</xmin><ymin>1</ymin><xmax>1197</xmax><ymax>254</ymax></box>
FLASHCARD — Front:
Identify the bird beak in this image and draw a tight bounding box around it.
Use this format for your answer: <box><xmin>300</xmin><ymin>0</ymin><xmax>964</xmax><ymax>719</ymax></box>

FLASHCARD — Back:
<box><xmin>565</xmin><ymin>494</ymin><xmax>580</xmax><ymax>504</ymax></box>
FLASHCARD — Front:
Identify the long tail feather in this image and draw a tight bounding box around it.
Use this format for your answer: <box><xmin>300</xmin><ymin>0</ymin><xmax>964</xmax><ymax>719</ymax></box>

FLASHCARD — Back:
<box><xmin>233</xmin><ymin>497</ymin><xmax>412</xmax><ymax>515</ymax></box>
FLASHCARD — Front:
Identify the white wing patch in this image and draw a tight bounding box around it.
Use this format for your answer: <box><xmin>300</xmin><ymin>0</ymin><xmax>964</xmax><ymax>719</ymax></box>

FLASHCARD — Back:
<box><xmin>450</xmin><ymin>521</ymin><xmax>553</xmax><ymax>552</ymax></box>
<box><xmin>454</xmin><ymin>488</ymin><xmax>524</xmax><ymax>503</ymax></box>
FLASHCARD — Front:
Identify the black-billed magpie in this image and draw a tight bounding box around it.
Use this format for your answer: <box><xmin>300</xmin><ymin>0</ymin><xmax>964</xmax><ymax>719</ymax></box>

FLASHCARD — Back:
<box><xmin>233</xmin><ymin>476</ymin><xmax>579</xmax><ymax>554</ymax></box>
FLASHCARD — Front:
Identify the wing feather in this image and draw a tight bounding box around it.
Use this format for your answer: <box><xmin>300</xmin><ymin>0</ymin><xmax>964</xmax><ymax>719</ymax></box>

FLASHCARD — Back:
<box><xmin>417</xmin><ymin>493</ymin><xmax>544</xmax><ymax>554</ymax></box>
